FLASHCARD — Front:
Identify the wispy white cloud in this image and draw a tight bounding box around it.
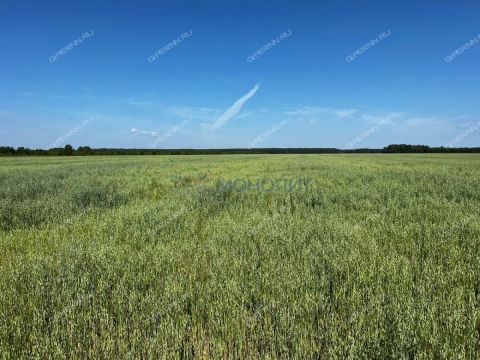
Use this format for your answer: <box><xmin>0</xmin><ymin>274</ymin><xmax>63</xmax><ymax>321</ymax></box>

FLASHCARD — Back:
<box><xmin>389</xmin><ymin>114</ymin><xmax>467</xmax><ymax>133</ymax></box>
<box><xmin>284</xmin><ymin>106</ymin><xmax>358</xmax><ymax>122</ymax></box>
<box><xmin>130</xmin><ymin>128</ymin><xmax>161</xmax><ymax>137</ymax></box>
<box><xmin>282</xmin><ymin>106</ymin><xmax>465</xmax><ymax>148</ymax></box>
<box><xmin>446</xmin><ymin>121</ymin><xmax>480</xmax><ymax>147</ymax></box>
<box><xmin>209</xmin><ymin>83</ymin><xmax>260</xmax><ymax>131</ymax></box>
<box><xmin>334</xmin><ymin>108</ymin><xmax>358</xmax><ymax>118</ymax></box>
<box><xmin>360</xmin><ymin>111</ymin><xmax>404</xmax><ymax>124</ymax></box>
<box><xmin>127</xmin><ymin>98</ymin><xmax>152</xmax><ymax>106</ymax></box>
<box><xmin>383</xmin><ymin>114</ymin><xmax>473</xmax><ymax>146</ymax></box>
<box><xmin>167</xmin><ymin>106</ymin><xmax>220</xmax><ymax>120</ymax></box>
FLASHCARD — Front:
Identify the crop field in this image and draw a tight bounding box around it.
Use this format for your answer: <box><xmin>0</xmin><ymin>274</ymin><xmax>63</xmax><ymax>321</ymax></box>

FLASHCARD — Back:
<box><xmin>0</xmin><ymin>154</ymin><xmax>479</xmax><ymax>359</ymax></box>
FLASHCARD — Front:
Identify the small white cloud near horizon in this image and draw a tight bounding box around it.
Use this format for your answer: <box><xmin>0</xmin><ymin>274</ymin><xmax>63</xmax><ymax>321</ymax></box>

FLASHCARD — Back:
<box><xmin>130</xmin><ymin>128</ymin><xmax>161</xmax><ymax>137</ymax></box>
<box><xmin>209</xmin><ymin>83</ymin><xmax>261</xmax><ymax>131</ymax></box>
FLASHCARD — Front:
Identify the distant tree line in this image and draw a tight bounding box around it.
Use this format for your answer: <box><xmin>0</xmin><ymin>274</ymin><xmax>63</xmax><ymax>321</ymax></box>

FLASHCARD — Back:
<box><xmin>0</xmin><ymin>145</ymin><xmax>93</xmax><ymax>156</ymax></box>
<box><xmin>1</xmin><ymin>144</ymin><xmax>479</xmax><ymax>156</ymax></box>
<box><xmin>382</xmin><ymin>144</ymin><xmax>480</xmax><ymax>153</ymax></box>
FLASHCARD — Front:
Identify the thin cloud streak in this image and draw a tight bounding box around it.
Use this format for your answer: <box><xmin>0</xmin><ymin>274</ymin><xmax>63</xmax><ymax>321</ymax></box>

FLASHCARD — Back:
<box><xmin>283</xmin><ymin>106</ymin><xmax>358</xmax><ymax>122</ymax></box>
<box><xmin>210</xmin><ymin>83</ymin><xmax>260</xmax><ymax>131</ymax></box>
<box><xmin>130</xmin><ymin>128</ymin><xmax>161</xmax><ymax>137</ymax></box>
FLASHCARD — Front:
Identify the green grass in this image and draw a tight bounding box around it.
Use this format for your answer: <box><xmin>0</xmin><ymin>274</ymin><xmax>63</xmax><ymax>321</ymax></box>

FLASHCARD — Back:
<box><xmin>0</xmin><ymin>154</ymin><xmax>479</xmax><ymax>359</ymax></box>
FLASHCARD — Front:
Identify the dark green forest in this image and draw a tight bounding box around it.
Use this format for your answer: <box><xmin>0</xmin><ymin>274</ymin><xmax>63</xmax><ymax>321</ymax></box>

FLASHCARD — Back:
<box><xmin>1</xmin><ymin>144</ymin><xmax>480</xmax><ymax>156</ymax></box>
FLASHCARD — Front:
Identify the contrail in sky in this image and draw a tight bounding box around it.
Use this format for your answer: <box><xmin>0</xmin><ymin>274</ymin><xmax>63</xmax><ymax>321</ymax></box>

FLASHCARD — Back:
<box><xmin>210</xmin><ymin>83</ymin><xmax>260</xmax><ymax>130</ymax></box>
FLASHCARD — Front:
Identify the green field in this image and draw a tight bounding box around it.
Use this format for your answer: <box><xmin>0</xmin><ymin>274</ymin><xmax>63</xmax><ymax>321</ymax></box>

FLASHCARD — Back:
<box><xmin>1</xmin><ymin>154</ymin><xmax>479</xmax><ymax>359</ymax></box>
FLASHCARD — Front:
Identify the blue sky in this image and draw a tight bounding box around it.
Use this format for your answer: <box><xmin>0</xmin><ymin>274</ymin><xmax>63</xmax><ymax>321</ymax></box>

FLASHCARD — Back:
<box><xmin>0</xmin><ymin>0</ymin><xmax>479</xmax><ymax>149</ymax></box>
